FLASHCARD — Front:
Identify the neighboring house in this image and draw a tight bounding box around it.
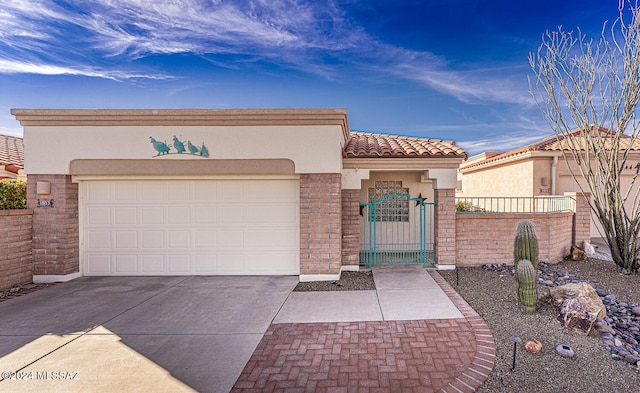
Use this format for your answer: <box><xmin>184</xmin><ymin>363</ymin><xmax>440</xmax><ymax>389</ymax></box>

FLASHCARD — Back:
<box><xmin>458</xmin><ymin>127</ymin><xmax>640</xmax><ymax>238</ymax></box>
<box><xmin>0</xmin><ymin>134</ymin><xmax>25</xmax><ymax>180</ymax></box>
<box><xmin>12</xmin><ymin>108</ymin><xmax>466</xmax><ymax>283</ymax></box>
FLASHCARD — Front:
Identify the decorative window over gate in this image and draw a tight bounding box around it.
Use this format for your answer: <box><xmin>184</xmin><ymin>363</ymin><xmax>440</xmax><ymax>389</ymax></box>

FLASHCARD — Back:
<box><xmin>367</xmin><ymin>181</ymin><xmax>410</xmax><ymax>222</ymax></box>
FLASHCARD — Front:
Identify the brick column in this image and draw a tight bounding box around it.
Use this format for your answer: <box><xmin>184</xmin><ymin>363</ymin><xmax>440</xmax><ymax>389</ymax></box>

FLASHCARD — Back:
<box><xmin>299</xmin><ymin>173</ymin><xmax>342</xmax><ymax>279</ymax></box>
<box><xmin>27</xmin><ymin>175</ymin><xmax>79</xmax><ymax>281</ymax></box>
<box><xmin>567</xmin><ymin>191</ymin><xmax>591</xmax><ymax>246</ymax></box>
<box><xmin>435</xmin><ymin>188</ymin><xmax>456</xmax><ymax>267</ymax></box>
<box><xmin>341</xmin><ymin>189</ymin><xmax>360</xmax><ymax>270</ymax></box>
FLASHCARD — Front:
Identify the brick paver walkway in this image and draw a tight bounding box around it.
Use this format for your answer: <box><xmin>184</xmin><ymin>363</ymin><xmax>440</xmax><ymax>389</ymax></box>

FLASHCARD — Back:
<box><xmin>232</xmin><ymin>271</ymin><xmax>496</xmax><ymax>393</ymax></box>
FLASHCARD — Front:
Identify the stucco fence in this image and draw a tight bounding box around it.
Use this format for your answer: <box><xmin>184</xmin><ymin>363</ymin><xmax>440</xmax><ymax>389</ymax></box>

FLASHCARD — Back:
<box><xmin>0</xmin><ymin>209</ymin><xmax>33</xmax><ymax>290</ymax></box>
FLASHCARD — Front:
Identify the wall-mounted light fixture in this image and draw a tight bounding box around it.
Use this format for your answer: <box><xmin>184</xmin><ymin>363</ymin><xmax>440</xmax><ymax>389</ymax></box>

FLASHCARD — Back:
<box><xmin>540</xmin><ymin>177</ymin><xmax>550</xmax><ymax>187</ymax></box>
<box><xmin>36</xmin><ymin>181</ymin><xmax>53</xmax><ymax>207</ymax></box>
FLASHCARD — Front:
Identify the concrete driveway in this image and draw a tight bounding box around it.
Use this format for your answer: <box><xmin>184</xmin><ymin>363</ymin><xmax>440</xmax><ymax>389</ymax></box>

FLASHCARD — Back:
<box><xmin>0</xmin><ymin>276</ymin><xmax>298</xmax><ymax>393</ymax></box>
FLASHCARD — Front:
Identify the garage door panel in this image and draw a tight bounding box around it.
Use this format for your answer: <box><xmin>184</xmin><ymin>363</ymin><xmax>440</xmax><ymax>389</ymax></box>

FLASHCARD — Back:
<box><xmin>87</xmin><ymin>255</ymin><xmax>112</xmax><ymax>274</ymax></box>
<box><xmin>87</xmin><ymin>230</ymin><xmax>111</xmax><ymax>249</ymax></box>
<box><xmin>115</xmin><ymin>255</ymin><xmax>138</xmax><ymax>273</ymax></box>
<box><xmin>141</xmin><ymin>255</ymin><xmax>164</xmax><ymax>273</ymax></box>
<box><xmin>87</xmin><ymin>207</ymin><xmax>111</xmax><ymax>225</ymax></box>
<box><xmin>167</xmin><ymin>255</ymin><xmax>190</xmax><ymax>273</ymax></box>
<box><xmin>168</xmin><ymin>231</ymin><xmax>191</xmax><ymax>248</ymax></box>
<box><xmin>221</xmin><ymin>182</ymin><xmax>245</xmax><ymax>201</ymax></box>
<box><xmin>141</xmin><ymin>182</ymin><xmax>164</xmax><ymax>201</ymax></box>
<box><xmin>115</xmin><ymin>231</ymin><xmax>138</xmax><ymax>249</ymax></box>
<box><xmin>167</xmin><ymin>207</ymin><xmax>190</xmax><ymax>224</ymax></box>
<box><xmin>246</xmin><ymin>229</ymin><xmax>298</xmax><ymax>248</ymax></box>
<box><xmin>87</xmin><ymin>182</ymin><xmax>111</xmax><ymax>202</ymax></box>
<box><xmin>194</xmin><ymin>207</ymin><xmax>217</xmax><ymax>224</ymax></box>
<box><xmin>194</xmin><ymin>231</ymin><xmax>217</xmax><ymax>248</ymax></box>
<box><xmin>141</xmin><ymin>207</ymin><xmax>164</xmax><ymax>224</ymax></box>
<box><xmin>222</xmin><ymin>230</ymin><xmax>244</xmax><ymax>248</ymax></box>
<box><xmin>194</xmin><ymin>255</ymin><xmax>217</xmax><ymax>272</ymax></box>
<box><xmin>82</xmin><ymin>179</ymin><xmax>299</xmax><ymax>276</ymax></box>
<box><xmin>114</xmin><ymin>182</ymin><xmax>137</xmax><ymax>202</ymax></box>
<box><xmin>114</xmin><ymin>207</ymin><xmax>137</xmax><ymax>224</ymax></box>
<box><xmin>220</xmin><ymin>254</ymin><xmax>244</xmax><ymax>274</ymax></box>
<box><xmin>194</xmin><ymin>182</ymin><xmax>219</xmax><ymax>201</ymax></box>
<box><xmin>167</xmin><ymin>182</ymin><xmax>191</xmax><ymax>201</ymax></box>
<box><xmin>141</xmin><ymin>231</ymin><xmax>164</xmax><ymax>248</ymax></box>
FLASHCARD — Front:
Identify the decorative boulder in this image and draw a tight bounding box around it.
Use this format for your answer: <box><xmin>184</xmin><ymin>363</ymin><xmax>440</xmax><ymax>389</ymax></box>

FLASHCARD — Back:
<box><xmin>543</xmin><ymin>282</ymin><xmax>606</xmax><ymax>319</ymax></box>
<box><xmin>525</xmin><ymin>339</ymin><xmax>542</xmax><ymax>354</ymax></box>
<box><xmin>558</xmin><ymin>297</ymin><xmax>599</xmax><ymax>335</ymax></box>
<box><xmin>570</xmin><ymin>244</ymin><xmax>587</xmax><ymax>261</ymax></box>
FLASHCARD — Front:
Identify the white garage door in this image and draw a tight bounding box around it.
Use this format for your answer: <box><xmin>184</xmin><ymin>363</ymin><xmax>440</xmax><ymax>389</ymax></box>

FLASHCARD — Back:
<box><xmin>80</xmin><ymin>179</ymin><xmax>299</xmax><ymax>276</ymax></box>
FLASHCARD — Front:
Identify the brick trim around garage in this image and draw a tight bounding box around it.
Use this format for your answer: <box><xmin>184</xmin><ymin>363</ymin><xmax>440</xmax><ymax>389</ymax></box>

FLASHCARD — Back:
<box><xmin>27</xmin><ymin>174</ymin><xmax>79</xmax><ymax>277</ymax></box>
<box><xmin>299</xmin><ymin>173</ymin><xmax>342</xmax><ymax>277</ymax></box>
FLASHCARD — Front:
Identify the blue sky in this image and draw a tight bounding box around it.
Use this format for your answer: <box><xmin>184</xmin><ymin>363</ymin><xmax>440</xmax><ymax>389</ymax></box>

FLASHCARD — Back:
<box><xmin>0</xmin><ymin>0</ymin><xmax>619</xmax><ymax>155</ymax></box>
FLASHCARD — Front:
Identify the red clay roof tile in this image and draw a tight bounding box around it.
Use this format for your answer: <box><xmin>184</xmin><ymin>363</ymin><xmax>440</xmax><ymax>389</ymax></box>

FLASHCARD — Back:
<box><xmin>0</xmin><ymin>134</ymin><xmax>24</xmax><ymax>169</ymax></box>
<box><xmin>344</xmin><ymin>132</ymin><xmax>466</xmax><ymax>158</ymax></box>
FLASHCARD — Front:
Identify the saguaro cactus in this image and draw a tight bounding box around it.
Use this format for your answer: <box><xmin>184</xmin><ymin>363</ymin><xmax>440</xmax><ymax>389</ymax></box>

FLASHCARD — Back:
<box><xmin>514</xmin><ymin>220</ymin><xmax>539</xmax><ymax>270</ymax></box>
<box><xmin>516</xmin><ymin>259</ymin><xmax>537</xmax><ymax>314</ymax></box>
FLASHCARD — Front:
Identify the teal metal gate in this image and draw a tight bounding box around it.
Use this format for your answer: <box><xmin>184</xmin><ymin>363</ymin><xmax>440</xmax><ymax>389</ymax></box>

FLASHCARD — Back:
<box><xmin>359</xmin><ymin>193</ymin><xmax>435</xmax><ymax>268</ymax></box>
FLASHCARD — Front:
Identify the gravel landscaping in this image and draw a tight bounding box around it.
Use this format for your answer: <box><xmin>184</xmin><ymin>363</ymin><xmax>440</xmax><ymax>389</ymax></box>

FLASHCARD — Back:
<box><xmin>440</xmin><ymin>258</ymin><xmax>640</xmax><ymax>392</ymax></box>
<box><xmin>293</xmin><ymin>270</ymin><xmax>376</xmax><ymax>291</ymax></box>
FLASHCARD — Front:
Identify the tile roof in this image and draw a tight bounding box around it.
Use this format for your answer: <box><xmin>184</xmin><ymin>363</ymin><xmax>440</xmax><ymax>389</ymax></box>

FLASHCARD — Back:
<box><xmin>0</xmin><ymin>134</ymin><xmax>24</xmax><ymax>169</ymax></box>
<box><xmin>462</xmin><ymin>127</ymin><xmax>640</xmax><ymax>169</ymax></box>
<box><xmin>344</xmin><ymin>132</ymin><xmax>467</xmax><ymax>158</ymax></box>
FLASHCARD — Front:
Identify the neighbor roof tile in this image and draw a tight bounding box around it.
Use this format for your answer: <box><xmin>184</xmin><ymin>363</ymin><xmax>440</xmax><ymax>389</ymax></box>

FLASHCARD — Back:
<box><xmin>462</xmin><ymin>126</ymin><xmax>640</xmax><ymax>169</ymax></box>
<box><xmin>0</xmin><ymin>134</ymin><xmax>24</xmax><ymax>169</ymax></box>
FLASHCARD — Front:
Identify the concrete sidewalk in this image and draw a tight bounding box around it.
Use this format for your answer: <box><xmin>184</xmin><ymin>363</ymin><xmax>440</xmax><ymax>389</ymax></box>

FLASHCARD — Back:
<box><xmin>275</xmin><ymin>265</ymin><xmax>462</xmax><ymax>323</ymax></box>
<box><xmin>0</xmin><ymin>267</ymin><xmax>495</xmax><ymax>393</ymax></box>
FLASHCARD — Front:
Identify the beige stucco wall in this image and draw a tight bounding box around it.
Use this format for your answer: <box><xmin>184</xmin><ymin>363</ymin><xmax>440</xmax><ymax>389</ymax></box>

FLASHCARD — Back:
<box><xmin>460</xmin><ymin>159</ymin><xmax>534</xmax><ymax>197</ymax></box>
<box><xmin>532</xmin><ymin>157</ymin><xmax>553</xmax><ymax>196</ymax></box>
<box><xmin>23</xmin><ymin>125</ymin><xmax>344</xmax><ymax>175</ymax></box>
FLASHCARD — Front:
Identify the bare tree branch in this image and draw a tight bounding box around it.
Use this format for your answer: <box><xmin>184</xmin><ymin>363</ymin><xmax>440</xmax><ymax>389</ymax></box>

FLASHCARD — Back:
<box><xmin>529</xmin><ymin>0</ymin><xmax>640</xmax><ymax>273</ymax></box>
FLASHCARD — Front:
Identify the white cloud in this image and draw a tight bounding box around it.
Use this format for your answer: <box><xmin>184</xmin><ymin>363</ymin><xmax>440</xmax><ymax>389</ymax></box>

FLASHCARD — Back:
<box><xmin>458</xmin><ymin>131</ymin><xmax>549</xmax><ymax>155</ymax></box>
<box><xmin>0</xmin><ymin>0</ymin><xmax>532</xmax><ymax>106</ymax></box>
<box><xmin>0</xmin><ymin>59</ymin><xmax>170</xmax><ymax>80</ymax></box>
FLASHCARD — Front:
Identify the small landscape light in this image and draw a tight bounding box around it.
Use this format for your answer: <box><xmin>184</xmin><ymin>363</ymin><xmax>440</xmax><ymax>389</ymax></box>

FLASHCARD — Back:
<box><xmin>510</xmin><ymin>333</ymin><xmax>521</xmax><ymax>372</ymax></box>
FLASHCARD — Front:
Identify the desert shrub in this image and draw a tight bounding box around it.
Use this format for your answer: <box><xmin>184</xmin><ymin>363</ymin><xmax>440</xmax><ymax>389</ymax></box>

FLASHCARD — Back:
<box><xmin>0</xmin><ymin>179</ymin><xmax>27</xmax><ymax>209</ymax></box>
<box><xmin>455</xmin><ymin>200</ymin><xmax>485</xmax><ymax>213</ymax></box>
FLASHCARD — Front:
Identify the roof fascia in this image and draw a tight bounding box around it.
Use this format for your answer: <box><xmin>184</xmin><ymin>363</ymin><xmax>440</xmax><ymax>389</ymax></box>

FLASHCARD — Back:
<box><xmin>11</xmin><ymin>108</ymin><xmax>351</xmax><ymax>142</ymax></box>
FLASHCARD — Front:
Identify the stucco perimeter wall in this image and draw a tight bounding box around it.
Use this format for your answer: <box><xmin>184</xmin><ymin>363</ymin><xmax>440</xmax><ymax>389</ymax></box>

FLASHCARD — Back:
<box><xmin>461</xmin><ymin>160</ymin><xmax>534</xmax><ymax>197</ymax></box>
<box><xmin>455</xmin><ymin>212</ymin><xmax>574</xmax><ymax>267</ymax></box>
<box><xmin>0</xmin><ymin>209</ymin><xmax>33</xmax><ymax>290</ymax></box>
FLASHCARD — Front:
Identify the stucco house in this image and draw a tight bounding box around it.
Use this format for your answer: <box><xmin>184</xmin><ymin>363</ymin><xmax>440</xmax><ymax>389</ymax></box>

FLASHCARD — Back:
<box><xmin>0</xmin><ymin>134</ymin><xmax>25</xmax><ymax>180</ymax></box>
<box><xmin>458</xmin><ymin>127</ymin><xmax>640</xmax><ymax>238</ymax></box>
<box><xmin>12</xmin><ymin>108</ymin><xmax>466</xmax><ymax>283</ymax></box>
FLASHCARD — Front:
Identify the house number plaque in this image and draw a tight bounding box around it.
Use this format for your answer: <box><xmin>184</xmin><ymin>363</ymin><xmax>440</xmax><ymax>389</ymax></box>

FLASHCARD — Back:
<box><xmin>37</xmin><ymin>199</ymin><xmax>54</xmax><ymax>207</ymax></box>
